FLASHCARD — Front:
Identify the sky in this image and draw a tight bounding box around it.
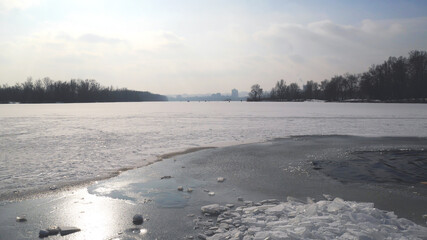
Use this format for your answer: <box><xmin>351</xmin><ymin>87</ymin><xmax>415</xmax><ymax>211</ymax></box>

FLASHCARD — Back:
<box><xmin>1</xmin><ymin>0</ymin><xmax>426</xmax><ymax>95</ymax></box>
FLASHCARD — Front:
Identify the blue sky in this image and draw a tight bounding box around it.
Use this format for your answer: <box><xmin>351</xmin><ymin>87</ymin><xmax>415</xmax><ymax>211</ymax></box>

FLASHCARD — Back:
<box><xmin>1</xmin><ymin>0</ymin><xmax>426</xmax><ymax>94</ymax></box>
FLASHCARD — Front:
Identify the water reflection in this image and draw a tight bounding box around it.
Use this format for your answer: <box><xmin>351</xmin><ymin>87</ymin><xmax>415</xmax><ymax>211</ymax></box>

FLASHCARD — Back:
<box><xmin>87</xmin><ymin>160</ymin><xmax>205</xmax><ymax>208</ymax></box>
<box><xmin>88</xmin><ymin>176</ymin><xmax>196</xmax><ymax>208</ymax></box>
<box><xmin>124</xmin><ymin>227</ymin><xmax>148</xmax><ymax>235</ymax></box>
<box><xmin>0</xmin><ymin>187</ymin><xmax>153</xmax><ymax>239</ymax></box>
<box><xmin>63</xmin><ymin>192</ymin><xmax>125</xmax><ymax>239</ymax></box>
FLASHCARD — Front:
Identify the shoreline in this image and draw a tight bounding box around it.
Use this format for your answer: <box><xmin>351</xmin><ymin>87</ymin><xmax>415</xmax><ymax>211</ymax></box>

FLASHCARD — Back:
<box><xmin>0</xmin><ymin>139</ymin><xmax>262</xmax><ymax>202</ymax></box>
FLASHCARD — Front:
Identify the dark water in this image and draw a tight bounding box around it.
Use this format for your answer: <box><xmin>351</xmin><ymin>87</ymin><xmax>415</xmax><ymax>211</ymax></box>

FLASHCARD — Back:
<box><xmin>313</xmin><ymin>149</ymin><xmax>427</xmax><ymax>184</ymax></box>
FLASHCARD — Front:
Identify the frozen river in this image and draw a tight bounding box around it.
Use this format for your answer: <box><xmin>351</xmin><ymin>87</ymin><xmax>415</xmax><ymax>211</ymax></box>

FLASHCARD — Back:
<box><xmin>1</xmin><ymin>102</ymin><xmax>427</xmax><ymax>198</ymax></box>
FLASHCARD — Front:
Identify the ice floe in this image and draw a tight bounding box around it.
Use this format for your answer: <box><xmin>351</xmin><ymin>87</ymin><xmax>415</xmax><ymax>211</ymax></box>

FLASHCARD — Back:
<box><xmin>197</xmin><ymin>197</ymin><xmax>427</xmax><ymax>239</ymax></box>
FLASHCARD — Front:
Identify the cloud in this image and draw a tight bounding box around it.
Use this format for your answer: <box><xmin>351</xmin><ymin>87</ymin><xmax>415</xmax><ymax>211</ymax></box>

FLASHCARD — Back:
<box><xmin>78</xmin><ymin>33</ymin><xmax>124</xmax><ymax>44</ymax></box>
<box><xmin>289</xmin><ymin>54</ymin><xmax>305</xmax><ymax>64</ymax></box>
<box><xmin>157</xmin><ymin>31</ymin><xmax>185</xmax><ymax>49</ymax></box>
<box><xmin>254</xmin><ymin>17</ymin><xmax>427</xmax><ymax>73</ymax></box>
<box><xmin>257</xmin><ymin>17</ymin><xmax>427</xmax><ymax>53</ymax></box>
<box><xmin>54</xmin><ymin>33</ymin><xmax>124</xmax><ymax>45</ymax></box>
<box><xmin>0</xmin><ymin>0</ymin><xmax>41</xmax><ymax>12</ymax></box>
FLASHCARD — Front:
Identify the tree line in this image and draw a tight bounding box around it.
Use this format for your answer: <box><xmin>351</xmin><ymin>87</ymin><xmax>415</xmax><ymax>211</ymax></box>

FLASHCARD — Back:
<box><xmin>0</xmin><ymin>78</ymin><xmax>167</xmax><ymax>103</ymax></box>
<box><xmin>248</xmin><ymin>50</ymin><xmax>427</xmax><ymax>102</ymax></box>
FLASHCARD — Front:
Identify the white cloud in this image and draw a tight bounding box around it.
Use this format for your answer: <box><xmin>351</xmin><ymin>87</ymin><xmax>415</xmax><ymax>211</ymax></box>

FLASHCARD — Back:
<box><xmin>78</xmin><ymin>34</ymin><xmax>124</xmax><ymax>44</ymax></box>
<box><xmin>0</xmin><ymin>0</ymin><xmax>41</xmax><ymax>12</ymax></box>
<box><xmin>252</xmin><ymin>17</ymin><xmax>427</xmax><ymax>82</ymax></box>
<box><xmin>158</xmin><ymin>31</ymin><xmax>185</xmax><ymax>48</ymax></box>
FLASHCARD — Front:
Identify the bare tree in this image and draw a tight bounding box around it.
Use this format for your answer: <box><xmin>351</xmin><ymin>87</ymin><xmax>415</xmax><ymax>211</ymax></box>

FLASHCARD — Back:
<box><xmin>248</xmin><ymin>84</ymin><xmax>263</xmax><ymax>101</ymax></box>
<box><xmin>287</xmin><ymin>83</ymin><xmax>300</xmax><ymax>100</ymax></box>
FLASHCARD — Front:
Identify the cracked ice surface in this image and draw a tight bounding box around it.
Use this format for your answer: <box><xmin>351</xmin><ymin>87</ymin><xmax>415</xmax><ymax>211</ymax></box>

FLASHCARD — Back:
<box><xmin>198</xmin><ymin>198</ymin><xmax>427</xmax><ymax>240</ymax></box>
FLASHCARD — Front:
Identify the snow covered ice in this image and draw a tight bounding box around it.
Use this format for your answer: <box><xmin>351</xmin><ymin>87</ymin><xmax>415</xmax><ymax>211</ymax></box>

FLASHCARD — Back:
<box><xmin>2</xmin><ymin>102</ymin><xmax>427</xmax><ymax>239</ymax></box>
<box><xmin>198</xmin><ymin>197</ymin><xmax>427</xmax><ymax>240</ymax></box>
<box><xmin>2</xmin><ymin>102</ymin><xmax>427</xmax><ymax>198</ymax></box>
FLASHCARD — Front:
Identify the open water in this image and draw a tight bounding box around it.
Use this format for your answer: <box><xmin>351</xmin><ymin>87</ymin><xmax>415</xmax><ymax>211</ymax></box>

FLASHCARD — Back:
<box><xmin>1</xmin><ymin>102</ymin><xmax>427</xmax><ymax>198</ymax></box>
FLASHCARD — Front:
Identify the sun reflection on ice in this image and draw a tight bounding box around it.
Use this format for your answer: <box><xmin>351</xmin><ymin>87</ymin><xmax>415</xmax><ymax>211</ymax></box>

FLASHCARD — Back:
<box><xmin>58</xmin><ymin>189</ymin><xmax>136</xmax><ymax>240</ymax></box>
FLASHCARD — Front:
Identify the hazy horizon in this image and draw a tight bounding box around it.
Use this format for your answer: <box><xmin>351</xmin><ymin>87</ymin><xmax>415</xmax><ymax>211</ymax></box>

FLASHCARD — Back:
<box><xmin>1</xmin><ymin>0</ymin><xmax>427</xmax><ymax>95</ymax></box>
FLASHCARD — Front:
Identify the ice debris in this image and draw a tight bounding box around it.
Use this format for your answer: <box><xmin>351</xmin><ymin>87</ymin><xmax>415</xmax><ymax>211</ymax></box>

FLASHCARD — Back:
<box><xmin>39</xmin><ymin>229</ymin><xmax>49</xmax><ymax>238</ymax></box>
<box><xmin>15</xmin><ymin>216</ymin><xmax>27</xmax><ymax>222</ymax></box>
<box><xmin>59</xmin><ymin>226</ymin><xmax>81</xmax><ymax>236</ymax></box>
<box><xmin>195</xmin><ymin>198</ymin><xmax>427</xmax><ymax>240</ymax></box>
<box><xmin>201</xmin><ymin>204</ymin><xmax>228</xmax><ymax>215</ymax></box>
<box><xmin>217</xmin><ymin>177</ymin><xmax>225</xmax><ymax>182</ymax></box>
<box><xmin>132</xmin><ymin>214</ymin><xmax>144</xmax><ymax>225</ymax></box>
<box><xmin>39</xmin><ymin>226</ymin><xmax>80</xmax><ymax>238</ymax></box>
<box><xmin>46</xmin><ymin>226</ymin><xmax>60</xmax><ymax>235</ymax></box>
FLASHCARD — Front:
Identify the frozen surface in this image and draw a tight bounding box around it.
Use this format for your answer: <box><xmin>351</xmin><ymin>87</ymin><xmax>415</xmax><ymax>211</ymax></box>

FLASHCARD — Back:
<box><xmin>1</xmin><ymin>102</ymin><xmax>427</xmax><ymax>197</ymax></box>
<box><xmin>201</xmin><ymin>197</ymin><xmax>427</xmax><ymax>240</ymax></box>
<box><xmin>0</xmin><ymin>135</ymin><xmax>426</xmax><ymax>239</ymax></box>
<box><xmin>88</xmin><ymin>135</ymin><xmax>427</xmax><ymax>225</ymax></box>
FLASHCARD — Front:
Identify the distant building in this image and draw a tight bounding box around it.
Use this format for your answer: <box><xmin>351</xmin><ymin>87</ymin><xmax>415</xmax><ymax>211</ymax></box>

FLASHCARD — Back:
<box><xmin>211</xmin><ymin>93</ymin><xmax>221</xmax><ymax>97</ymax></box>
<box><xmin>231</xmin><ymin>89</ymin><xmax>238</xmax><ymax>99</ymax></box>
<box><xmin>168</xmin><ymin>89</ymin><xmax>245</xmax><ymax>102</ymax></box>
